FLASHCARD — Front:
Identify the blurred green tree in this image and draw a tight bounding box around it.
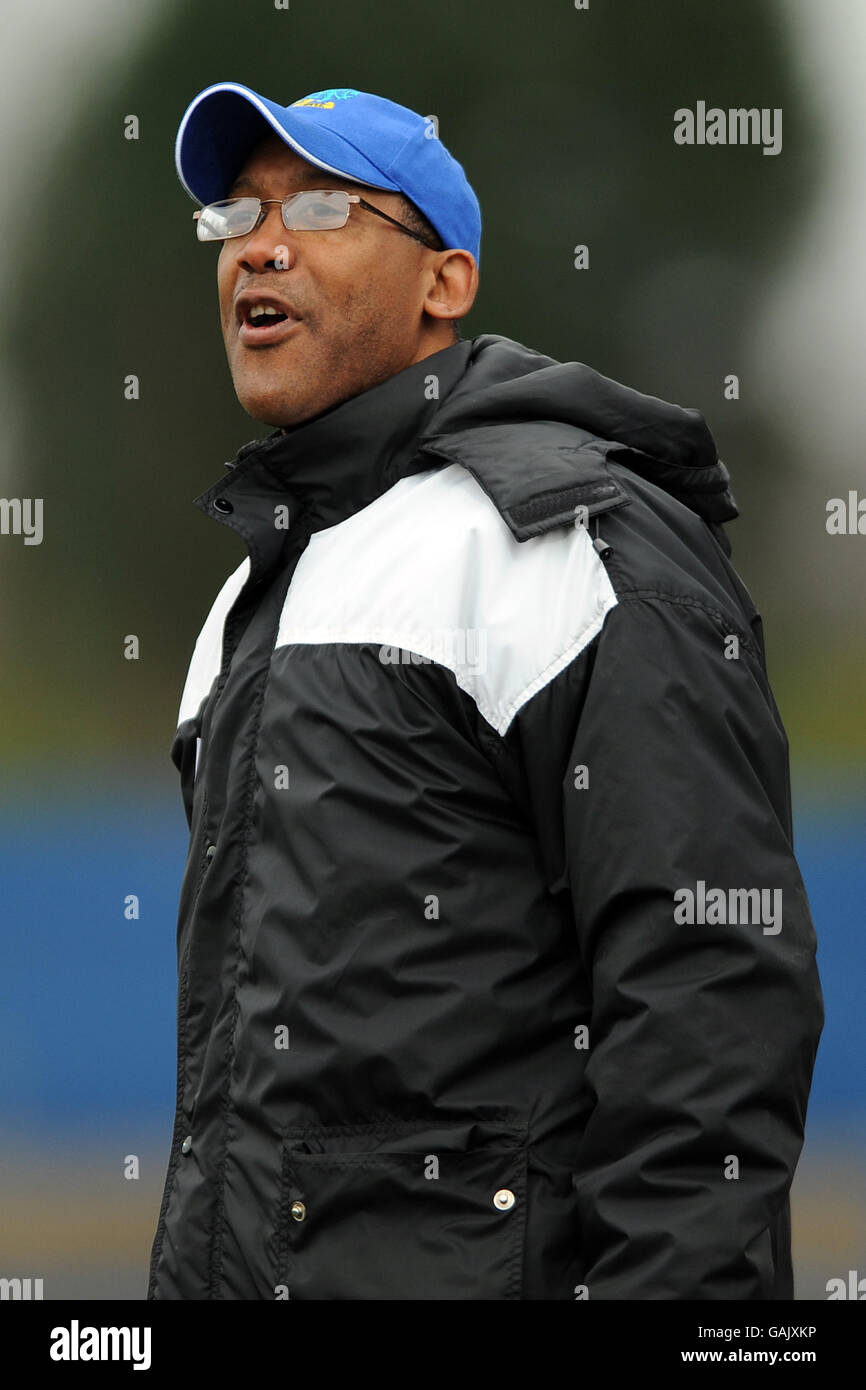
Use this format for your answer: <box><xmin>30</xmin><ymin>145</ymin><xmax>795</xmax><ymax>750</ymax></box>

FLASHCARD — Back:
<box><xmin>1</xmin><ymin>0</ymin><xmax>820</xmax><ymax>760</ymax></box>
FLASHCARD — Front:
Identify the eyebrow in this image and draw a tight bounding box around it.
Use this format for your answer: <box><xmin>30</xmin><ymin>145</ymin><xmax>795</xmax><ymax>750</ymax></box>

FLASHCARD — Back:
<box><xmin>226</xmin><ymin>166</ymin><xmax>369</xmax><ymax>198</ymax></box>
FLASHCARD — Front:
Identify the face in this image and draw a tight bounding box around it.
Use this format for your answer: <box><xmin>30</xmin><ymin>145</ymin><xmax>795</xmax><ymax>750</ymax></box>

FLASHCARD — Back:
<box><xmin>215</xmin><ymin>133</ymin><xmax>460</xmax><ymax>427</ymax></box>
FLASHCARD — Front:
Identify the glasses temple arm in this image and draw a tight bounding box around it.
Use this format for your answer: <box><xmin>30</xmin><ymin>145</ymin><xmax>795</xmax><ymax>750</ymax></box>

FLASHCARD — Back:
<box><xmin>356</xmin><ymin>197</ymin><xmax>437</xmax><ymax>249</ymax></box>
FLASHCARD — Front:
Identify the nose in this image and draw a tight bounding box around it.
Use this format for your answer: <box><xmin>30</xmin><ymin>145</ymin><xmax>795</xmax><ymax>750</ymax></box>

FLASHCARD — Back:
<box><xmin>232</xmin><ymin>203</ymin><xmax>297</xmax><ymax>274</ymax></box>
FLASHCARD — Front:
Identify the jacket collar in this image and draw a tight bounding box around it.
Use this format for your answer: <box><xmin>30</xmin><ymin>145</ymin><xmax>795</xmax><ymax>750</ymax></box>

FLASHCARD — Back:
<box><xmin>194</xmin><ymin>339</ymin><xmax>474</xmax><ymax>580</ymax></box>
<box><xmin>193</xmin><ymin>331</ymin><xmax>735</xmax><ymax>582</ymax></box>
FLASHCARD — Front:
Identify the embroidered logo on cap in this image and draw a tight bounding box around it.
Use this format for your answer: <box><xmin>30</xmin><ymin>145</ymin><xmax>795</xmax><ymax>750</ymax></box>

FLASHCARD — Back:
<box><xmin>291</xmin><ymin>88</ymin><xmax>361</xmax><ymax>109</ymax></box>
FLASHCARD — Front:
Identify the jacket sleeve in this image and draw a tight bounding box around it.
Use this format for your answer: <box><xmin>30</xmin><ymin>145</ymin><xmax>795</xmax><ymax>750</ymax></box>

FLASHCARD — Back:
<box><xmin>497</xmin><ymin>588</ymin><xmax>824</xmax><ymax>1299</ymax></box>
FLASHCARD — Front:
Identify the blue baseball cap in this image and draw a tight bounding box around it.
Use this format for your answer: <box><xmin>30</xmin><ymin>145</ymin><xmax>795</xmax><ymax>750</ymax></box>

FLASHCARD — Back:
<box><xmin>175</xmin><ymin>83</ymin><xmax>482</xmax><ymax>265</ymax></box>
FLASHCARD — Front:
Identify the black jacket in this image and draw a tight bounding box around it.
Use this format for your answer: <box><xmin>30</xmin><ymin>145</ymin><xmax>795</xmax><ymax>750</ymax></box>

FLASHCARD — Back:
<box><xmin>148</xmin><ymin>333</ymin><xmax>823</xmax><ymax>1300</ymax></box>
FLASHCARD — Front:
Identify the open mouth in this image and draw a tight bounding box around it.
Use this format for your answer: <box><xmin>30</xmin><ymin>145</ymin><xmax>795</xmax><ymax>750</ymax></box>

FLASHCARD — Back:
<box><xmin>246</xmin><ymin>304</ymin><xmax>289</xmax><ymax>329</ymax></box>
<box><xmin>236</xmin><ymin>297</ymin><xmax>302</xmax><ymax>346</ymax></box>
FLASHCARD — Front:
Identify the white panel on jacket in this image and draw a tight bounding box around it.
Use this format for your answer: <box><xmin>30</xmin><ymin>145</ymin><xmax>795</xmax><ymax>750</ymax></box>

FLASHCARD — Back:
<box><xmin>274</xmin><ymin>465</ymin><xmax>618</xmax><ymax>736</ymax></box>
<box><xmin>177</xmin><ymin>557</ymin><xmax>250</xmax><ymax>727</ymax></box>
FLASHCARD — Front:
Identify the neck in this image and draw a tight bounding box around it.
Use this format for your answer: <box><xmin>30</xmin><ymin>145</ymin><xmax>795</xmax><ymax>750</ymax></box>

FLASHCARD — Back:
<box><xmin>196</xmin><ymin>338</ymin><xmax>474</xmax><ymax>583</ymax></box>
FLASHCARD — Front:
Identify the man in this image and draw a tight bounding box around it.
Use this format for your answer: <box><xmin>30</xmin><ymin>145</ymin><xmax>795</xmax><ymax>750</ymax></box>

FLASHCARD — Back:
<box><xmin>147</xmin><ymin>83</ymin><xmax>823</xmax><ymax>1301</ymax></box>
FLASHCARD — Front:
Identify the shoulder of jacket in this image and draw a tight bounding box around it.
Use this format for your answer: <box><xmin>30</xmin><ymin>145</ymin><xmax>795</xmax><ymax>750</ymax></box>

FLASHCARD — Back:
<box><xmin>417</xmin><ymin>418</ymin><xmax>631</xmax><ymax>541</ymax></box>
<box><xmin>419</xmin><ymin>415</ymin><xmax>744</xmax><ymax>615</ymax></box>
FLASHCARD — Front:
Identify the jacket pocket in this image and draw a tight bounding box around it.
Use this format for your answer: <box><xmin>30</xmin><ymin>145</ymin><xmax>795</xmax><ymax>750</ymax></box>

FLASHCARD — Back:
<box><xmin>273</xmin><ymin>1118</ymin><xmax>527</xmax><ymax>1300</ymax></box>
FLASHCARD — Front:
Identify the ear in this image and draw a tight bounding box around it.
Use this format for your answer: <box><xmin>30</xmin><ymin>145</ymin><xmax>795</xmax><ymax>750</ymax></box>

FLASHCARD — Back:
<box><xmin>422</xmin><ymin>250</ymin><xmax>478</xmax><ymax>327</ymax></box>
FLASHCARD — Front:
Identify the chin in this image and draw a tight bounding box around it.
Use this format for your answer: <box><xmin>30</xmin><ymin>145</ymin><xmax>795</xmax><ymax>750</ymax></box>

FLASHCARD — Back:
<box><xmin>238</xmin><ymin>403</ymin><xmax>283</xmax><ymax>428</ymax></box>
<box><xmin>233</xmin><ymin>381</ymin><xmax>300</xmax><ymax>428</ymax></box>
<box><xmin>244</xmin><ymin>404</ymin><xmax>291</xmax><ymax>427</ymax></box>
<box><xmin>232</xmin><ymin>359</ymin><xmax>359</xmax><ymax>429</ymax></box>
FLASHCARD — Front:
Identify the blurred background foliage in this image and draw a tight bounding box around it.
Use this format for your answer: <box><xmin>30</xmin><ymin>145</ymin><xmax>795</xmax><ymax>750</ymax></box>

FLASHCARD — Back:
<box><xmin>3</xmin><ymin>0</ymin><xmax>857</xmax><ymax>763</ymax></box>
<box><xmin>0</xmin><ymin>0</ymin><xmax>862</xmax><ymax>1300</ymax></box>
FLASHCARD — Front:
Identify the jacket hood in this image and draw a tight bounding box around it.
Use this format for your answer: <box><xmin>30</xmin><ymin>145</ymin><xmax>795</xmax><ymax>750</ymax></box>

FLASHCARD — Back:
<box><xmin>417</xmin><ymin>333</ymin><xmax>738</xmax><ymax>535</ymax></box>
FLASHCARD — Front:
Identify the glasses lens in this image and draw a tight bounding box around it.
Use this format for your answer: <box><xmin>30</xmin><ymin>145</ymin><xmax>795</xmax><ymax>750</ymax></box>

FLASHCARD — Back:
<box><xmin>283</xmin><ymin>190</ymin><xmax>350</xmax><ymax>231</ymax></box>
<box><xmin>196</xmin><ymin>198</ymin><xmax>261</xmax><ymax>242</ymax></box>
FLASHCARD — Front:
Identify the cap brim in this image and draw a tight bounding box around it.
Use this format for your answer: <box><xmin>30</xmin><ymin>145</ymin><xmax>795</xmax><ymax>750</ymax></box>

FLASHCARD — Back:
<box><xmin>175</xmin><ymin>81</ymin><xmax>397</xmax><ymax>204</ymax></box>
